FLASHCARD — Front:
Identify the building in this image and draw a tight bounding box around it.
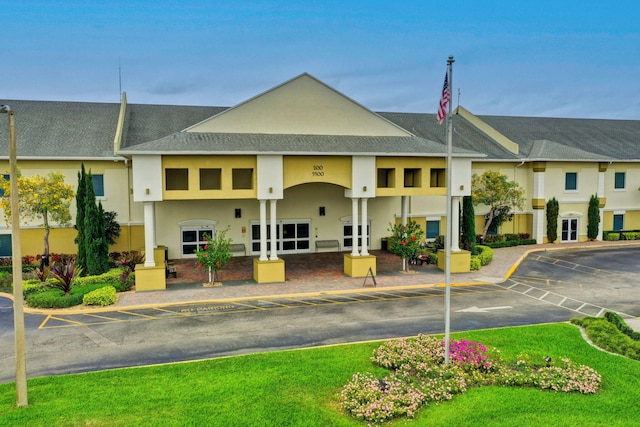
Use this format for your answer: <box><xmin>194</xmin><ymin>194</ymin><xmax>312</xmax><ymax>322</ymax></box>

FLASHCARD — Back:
<box><xmin>2</xmin><ymin>73</ymin><xmax>639</xmax><ymax>290</ymax></box>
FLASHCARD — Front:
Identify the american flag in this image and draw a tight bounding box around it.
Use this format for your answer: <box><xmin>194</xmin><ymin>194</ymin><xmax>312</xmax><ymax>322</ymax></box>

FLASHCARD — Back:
<box><xmin>436</xmin><ymin>73</ymin><xmax>450</xmax><ymax>125</ymax></box>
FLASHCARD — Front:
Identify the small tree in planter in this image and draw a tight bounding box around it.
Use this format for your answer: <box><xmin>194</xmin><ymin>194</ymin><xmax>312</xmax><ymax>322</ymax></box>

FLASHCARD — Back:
<box><xmin>195</xmin><ymin>228</ymin><xmax>233</xmax><ymax>285</ymax></box>
<box><xmin>388</xmin><ymin>221</ymin><xmax>424</xmax><ymax>272</ymax></box>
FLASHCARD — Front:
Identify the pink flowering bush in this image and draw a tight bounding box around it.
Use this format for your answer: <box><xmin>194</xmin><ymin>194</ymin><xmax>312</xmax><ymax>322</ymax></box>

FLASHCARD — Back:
<box><xmin>340</xmin><ymin>336</ymin><xmax>602</xmax><ymax>424</ymax></box>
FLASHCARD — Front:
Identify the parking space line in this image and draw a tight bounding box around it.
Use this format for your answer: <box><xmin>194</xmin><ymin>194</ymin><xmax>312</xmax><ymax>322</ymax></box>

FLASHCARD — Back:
<box><xmin>36</xmin><ymin>284</ymin><xmax>511</xmax><ymax>329</ymax></box>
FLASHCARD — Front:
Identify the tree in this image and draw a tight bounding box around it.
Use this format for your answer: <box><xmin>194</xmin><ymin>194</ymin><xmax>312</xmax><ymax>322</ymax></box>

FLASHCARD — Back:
<box><xmin>388</xmin><ymin>221</ymin><xmax>424</xmax><ymax>271</ymax></box>
<box><xmin>195</xmin><ymin>228</ymin><xmax>233</xmax><ymax>284</ymax></box>
<box><xmin>103</xmin><ymin>210</ymin><xmax>121</xmax><ymax>245</ymax></box>
<box><xmin>588</xmin><ymin>194</ymin><xmax>600</xmax><ymax>240</ymax></box>
<box><xmin>461</xmin><ymin>195</ymin><xmax>476</xmax><ymax>252</ymax></box>
<box><xmin>0</xmin><ymin>171</ymin><xmax>75</xmax><ymax>263</ymax></box>
<box><xmin>546</xmin><ymin>197</ymin><xmax>559</xmax><ymax>243</ymax></box>
<box><xmin>75</xmin><ymin>164</ymin><xmax>88</xmax><ymax>272</ymax></box>
<box><xmin>83</xmin><ymin>170</ymin><xmax>110</xmax><ymax>275</ymax></box>
<box><xmin>471</xmin><ymin>171</ymin><xmax>525</xmax><ymax>241</ymax></box>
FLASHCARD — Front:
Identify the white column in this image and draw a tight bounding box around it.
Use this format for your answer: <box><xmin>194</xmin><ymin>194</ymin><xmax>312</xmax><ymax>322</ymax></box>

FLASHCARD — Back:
<box><xmin>269</xmin><ymin>199</ymin><xmax>278</xmax><ymax>260</ymax></box>
<box><xmin>143</xmin><ymin>201</ymin><xmax>156</xmax><ymax>267</ymax></box>
<box><xmin>401</xmin><ymin>196</ymin><xmax>408</xmax><ymax>225</ymax></box>
<box><xmin>361</xmin><ymin>198</ymin><xmax>369</xmax><ymax>256</ymax></box>
<box><xmin>259</xmin><ymin>200</ymin><xmax>268</xmax><ymax>261</ymax></box>
<box><xmin>451</xmin><ymin>196</ymin><xmax>461</xmax><ymax>252</ymax></box>
<box><xmin>351</xmin><ymin>197</ymin><xmax>359</xmax><ymax>256</ymax></box>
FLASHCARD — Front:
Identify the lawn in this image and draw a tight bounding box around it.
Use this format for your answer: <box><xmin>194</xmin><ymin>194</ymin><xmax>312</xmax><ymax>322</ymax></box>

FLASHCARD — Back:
<box><xmin>1</xmin><ymin>323</ymin><xmax>639</xmax><ymax>426</ymax></box>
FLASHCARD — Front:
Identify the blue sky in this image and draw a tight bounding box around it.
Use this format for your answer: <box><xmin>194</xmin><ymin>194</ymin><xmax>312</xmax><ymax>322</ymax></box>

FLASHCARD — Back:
<box><xmin>2</xmin><ymin>0</ymin><xmax>639</xmax><ymax>119</ymax></box>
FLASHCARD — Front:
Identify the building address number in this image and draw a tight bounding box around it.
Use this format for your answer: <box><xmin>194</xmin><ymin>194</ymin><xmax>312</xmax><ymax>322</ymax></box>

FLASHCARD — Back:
<box><xmin>312</xmin><ymin>165</ymin><xmax>324</xmax><ymax>177</ymax></box>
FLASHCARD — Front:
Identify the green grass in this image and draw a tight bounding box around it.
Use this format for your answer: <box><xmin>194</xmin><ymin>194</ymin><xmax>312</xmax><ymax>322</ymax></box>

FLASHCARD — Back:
<box><xmin>1</xmin><ymin>323</ymin><xmax>639</xmax><ymax>426</ymax></box>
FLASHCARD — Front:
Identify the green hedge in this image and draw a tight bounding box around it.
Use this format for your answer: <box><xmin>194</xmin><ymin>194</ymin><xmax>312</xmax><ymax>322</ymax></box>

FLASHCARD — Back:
<box><xmin>470</xmin><ymin>256</ymin><xmax>481</xmax><ymax>271</ymax></box>
<box><xmin>0</xmin><ymin>265</ymin><xmax>36</xmax><ymax>274</ymax></box>
<box><xmin>571</xmin><ymin>316</ymin><xmax>640</xmax><ymax>360</ymax></box>
<box><xmin>26</xmin><ymin>283</ymin><xmax>109</xmax><ymax>309</ymax></box>
<box><xmin>74</xmin><ymin>268</ymin><xmax>131</xmax><ymax>292</ymax></box>
<box><xmin>83</xmin><ymin>286</ymin><xmax>116</xmax><ymax>306</ymax></box>
<box><xmin>476</xmin><ymin>245</ymin><xmax>494</xmax><ymax>266</ymax></box>
<box><xmin>483</xmin><ymin>238</ymin><xmax>537</xmax><ymax>248</ymax></box>
<box><xmin>604</xmin><ymin>311</ymin><xmax>640</xmax><ymax>341</ymax></box>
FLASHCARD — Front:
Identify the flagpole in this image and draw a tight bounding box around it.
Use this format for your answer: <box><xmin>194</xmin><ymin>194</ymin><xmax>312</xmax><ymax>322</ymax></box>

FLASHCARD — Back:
<box><xmin>444</xmin><ymin>55</ymin><xmax>454</xmax><ymax>364</ymax></box>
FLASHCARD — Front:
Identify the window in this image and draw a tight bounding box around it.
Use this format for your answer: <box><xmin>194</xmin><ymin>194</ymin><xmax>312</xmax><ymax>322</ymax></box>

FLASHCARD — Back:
<box><xmin>200</xmin><ymin>168</ymin><xmax>221</xmax><ymax>190</ymax></box>
<box><xmin>377</xmin><ymin>168</ymin><xmax>395</xmax><ymax>188</ymax></box>
<box><xmin>166</xmin><ymin>168</ymin><xmax>189</xmax><ymax>190</ymax></box>
<box><xmin>0</xmin><ymin>234</ymin><xmax>11</xmax><ymax>257</ymax></box>
<box><xmin>403</xmin><ymin>168</ymin><xmax>421</xmax><ymax>188</ymax></box>
<box><xmin>232</xmin><ymin>168</ymin><xmax>253</xmax><ymax>190</ymax></box>
<box><xmin>430</xmin><ymin>169</ymin><xmax>445</xmax><ymax>187</ymax></box>
<box><xmin>613</xmin><ymin>214</ymin><xmax>624</xmax><ymax>231</ymax></box>
<box><xmin>0</xmin><ymin>174</ymin><xmax>9</xmax><ymax>196</ymax></box>
<box><xmin>181</xmin><ymin>226</ymin><xmax>214</xmax><ymax>256</ymax></box>
<box><xmin>92</xmin><ymin>174</ymin><xmax>104</xmax><ymax>197</ymax></box>
<box><xmin>426</xmin><ymin>220</ymin><xmax>440</xmax><ymax>239</ymax></box>
<box><xmin>614</xmin><ymin>172</ymin><xmax>626</xmax><ymax>190</ymax></box>
<box><xmin>565</xmin><ymin>172</ymin><xmax>577</xmax><ymax>191</ymax></box>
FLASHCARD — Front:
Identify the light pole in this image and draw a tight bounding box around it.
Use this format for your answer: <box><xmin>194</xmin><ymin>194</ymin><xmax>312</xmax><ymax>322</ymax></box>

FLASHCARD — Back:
<box><xmin>1</xmin><ymin>104</ymin><xmax>28</xmax><ymax>406</ymax></box>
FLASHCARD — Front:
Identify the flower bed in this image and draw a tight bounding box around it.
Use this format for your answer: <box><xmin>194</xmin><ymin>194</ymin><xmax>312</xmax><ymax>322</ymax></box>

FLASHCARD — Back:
<box><xmin>339</xmin><ymin>334</ymin><xmax>601</xmax><ymax>424</ymax></box>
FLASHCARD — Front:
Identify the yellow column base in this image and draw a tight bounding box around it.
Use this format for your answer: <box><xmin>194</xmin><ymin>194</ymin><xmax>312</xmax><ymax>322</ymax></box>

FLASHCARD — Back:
<box><xmin>437</xmin><ymin>250</ymin><xmax>471</xmax><ymax>273</ymax></box>
<box><xmin>344</xmin><ymin>254</ymin><xmax>376</xmax><ymax>278</ymax></box>
<box><xmin>135</xmin><ymin>263</ymin><xmax>167</xmax><ymax>291</ymax></box>
<box><xmin>253</xmin><ymin>258</ymin><xmax>286</xmax><ymax>283</ymax></box>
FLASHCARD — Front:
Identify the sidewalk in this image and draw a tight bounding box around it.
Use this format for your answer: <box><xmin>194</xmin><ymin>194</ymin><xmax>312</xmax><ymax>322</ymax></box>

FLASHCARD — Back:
<box><xmin>116</xmin><ymin>240</ymin><xmax>640</xmax><ymax>308</ymax></box>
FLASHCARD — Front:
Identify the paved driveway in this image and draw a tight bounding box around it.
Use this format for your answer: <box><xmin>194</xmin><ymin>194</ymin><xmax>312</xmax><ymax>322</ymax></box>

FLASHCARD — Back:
<box><xmin>509</xmin><ymin>246</ymin><xmax>640</xmax><ymax>317</ymax></box>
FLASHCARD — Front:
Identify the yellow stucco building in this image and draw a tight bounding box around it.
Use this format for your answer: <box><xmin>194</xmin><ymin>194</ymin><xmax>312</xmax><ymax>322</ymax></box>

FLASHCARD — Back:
<box><xmin>2</xmin><ymin>73</ymin><xmax>640</xmax><ymax>290</ymax></box>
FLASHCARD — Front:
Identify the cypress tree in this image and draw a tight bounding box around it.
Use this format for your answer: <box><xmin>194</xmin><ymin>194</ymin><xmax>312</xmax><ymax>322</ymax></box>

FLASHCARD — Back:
<box><xmin>546</xmin><ymin>197</ymin><xmax>559</xmax><ymax>243</ymax></box>
<box><xmin>76</xmin><ymin>164</ymin><xmax>87</xmax><ymax>273</ymax></box>
<box><xmin>588</xmin><ymin>194</ymin><xmax>600</xmax><ymax>240</ymax></box>
<box><xmin>461</xmin><ymin>195</ymin><xmax>476</xmax><ymax>252</ymax></box>
<box><xmin>84</xmin><ymin>169</ymin><xmax>109</xmax><ymax>275</ymax></box>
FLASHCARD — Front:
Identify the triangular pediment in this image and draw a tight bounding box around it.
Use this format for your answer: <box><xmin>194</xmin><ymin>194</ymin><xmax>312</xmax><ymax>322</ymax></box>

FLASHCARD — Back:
<box><xmin>186</xmin><ymin>73</ymin><xmax>412</xmax><ymax>137</ymax></box>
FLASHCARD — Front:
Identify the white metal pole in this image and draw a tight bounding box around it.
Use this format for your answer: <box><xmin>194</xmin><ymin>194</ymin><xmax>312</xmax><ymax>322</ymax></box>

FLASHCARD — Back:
<box><xmin>444</xmin><ymin>56</ymin><xmax>454</xmax><ymax>364</ymax></box>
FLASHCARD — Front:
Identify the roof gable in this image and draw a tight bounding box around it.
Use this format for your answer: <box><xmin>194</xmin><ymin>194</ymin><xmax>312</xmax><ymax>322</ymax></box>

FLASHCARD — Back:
<box><xmin>186</xmin><ymin>73</ymin><xmax>412</xmax><ymax>137</ymax></box>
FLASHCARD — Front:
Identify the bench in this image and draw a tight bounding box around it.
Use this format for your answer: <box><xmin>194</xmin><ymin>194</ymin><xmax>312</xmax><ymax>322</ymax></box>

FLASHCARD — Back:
<box><xmin>409</xmin><ymin>254</ymin><xmax>430</xmax><ymax>266</ymax></box>
<box><xmin>315</xmin><ymin>239</ymin><xmax>341</xmax><ymax>252</ymax></box>
<box><xmin>230</xmin><ymin>243</ymin><xmax>247</xmax><ymax>256</ymax></box>
<box><xmin>165</xmin><ymin>260</ymin><xmax>177</xmax><ymax>278</ymax></box>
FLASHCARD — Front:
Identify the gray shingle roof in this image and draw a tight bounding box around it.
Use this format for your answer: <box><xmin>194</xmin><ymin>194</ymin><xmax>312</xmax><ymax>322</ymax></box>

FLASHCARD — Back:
<box><xmin>476</xmin><ymin>115</ymin><xmax>640</xmax><ymax>160</ymax></box>
<box><xmin>380</xmin><ymin>112</ymin><xmax>519</xmax><ymax>160</ymax></box>
<box><xmin>118</xmin><ymin>131</ymin><xmax>479</xmax><ymax>157</ymax></box>
<box><xmin>3</xmin><ymin>98</ymin><xmax>639</xmax><ymax>162</ymax></box>
<box><xmin>0</xmin><ymin>100</ymin><xmax>120</xmax><ymax>158</ymax></box>
<box><xmin>122</xmin><ymin>104</ymin><xmax>227</xmax><ymax>148</ymax></box>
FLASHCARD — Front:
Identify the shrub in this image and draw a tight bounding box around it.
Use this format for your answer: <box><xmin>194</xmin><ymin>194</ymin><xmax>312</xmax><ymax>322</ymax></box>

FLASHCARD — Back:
<box><xmin>26</xmin><ymin>283</ymin><xmax>107</xmax><ymax>308</ymax></box>
<box><xmin>50</xmin><ymin>260</ymin><xmax>82</xmax><ymax>295</ymax></box>
<box><xmin>605</xmin><ymin>232</ymin><xmax>620</xmax><ymax>241</ymax></box>
<box><xmin>604</xmin><ymin>311</ymin><xmax>640</xmax><ymax>341</ymax></box>
<box><xmin>23</xmin><ymin>281</ymin><xmax>50</xmax><ymax>298</ymax></box>
<box><xmin>622</xmin><ymin>232</ymin><xmax>640</xmax><ymax>240</ymax></box>
<box><xmin>571</xmin><ymin>316</ymin><xmax>640</xmax><ymax>360</ymax></box>
<box><xmin>470</xmin><ymin>256</ymin><xmax>481</xmax><ymax>271</ymax></box>
<box><xmin>476</xmin><ymin>245</ymin><xmax>493</xmax><ymax>266</ymax></box>
<box><xmin>83</xmin><ymin>285</ymin><xmax>116</xmax><ymax>306</ymax></box>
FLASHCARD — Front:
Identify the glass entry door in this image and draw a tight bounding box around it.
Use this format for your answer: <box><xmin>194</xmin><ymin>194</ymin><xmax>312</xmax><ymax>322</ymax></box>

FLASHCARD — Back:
<box><xmin>251</xmin><ymin>220</ymin><xmax>311</xmax><ymax>255</ymax></box>
<box><xmin>561</xmin><ymin>218</ymin><xmax>578</xmax><ymax>242</ymax></box>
